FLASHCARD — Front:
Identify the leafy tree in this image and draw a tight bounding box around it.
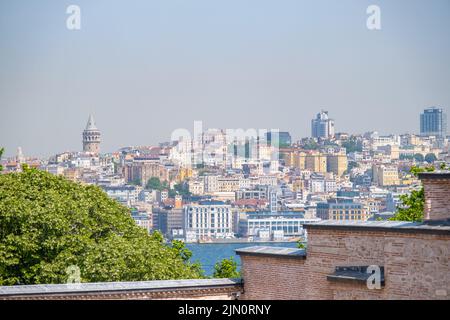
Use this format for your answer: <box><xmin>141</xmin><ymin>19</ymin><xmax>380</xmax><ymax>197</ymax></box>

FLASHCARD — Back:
<box><xmin>390</xmin><ymin>166</ymin><xmax>435</xmax><ymax>222</ymax></box>
<box><xmin>391</xmin><ymin>188</ymin><xmax>425</xmax><ymax>222</ymax></box>
<box><xmin>424</xmin><ymin>153</ymin><xmax>437</xmax><ymax>163</ymax></box>
<box><xmin>171</xmin><ymin>240</ymin><xmax>192</xmax><ymax>262</ymax></box>
<box><xmin>342</xmin><ymin>137</ymin><xmax>363</xmax><ymax>154</ymax></box>
<box><xmin>146</xmin><ymin>177</ymin><xmax>162</xmax><ymax>190</ymax></box>
<box><xmin>347</xmin><ymin>161</ymin><xmax>359</xmax><ymax>171</ymax></box>
<box><xmin>213</xmin><ymin>257</ymin><xmax>240</xmax><ymax>278</ymax></box>
<box><xmin>129</xmin><ymin>177</ymin><xmax>142</xmax><ymax>186</ymax></box>
<box><xmin>0</xmin><ymin>147</ymin><xmax>4</xmax><ymax>171</ymax></box>
<box><xmin>399</xmin><ymin>154</ymin><xmax>414</xmax><ymax>160</ymax></box>
<box><xmin>297</xmin><ymin>241</ymin><xmax>306</xmax><ymax>249</ymax></box>
<box><xmin>171</xmin><ymin>240</ymin><xmax>205</xmax><ymax>277</ymax></box>
<box><xmin>414</xmin><ymin>153</ymin><xmax>424</xmax><ymax>162</ymax></box>
<box><xmin>302</xmin><ymin>139</ymin><xmax>319</xmax><ymax>150</ymax></box>
<box><xmin>146</xmin><ymin>177</ymin><xmax>168</xmax><ymax>191</ymax></box>
<box><xmin>0</xmin><ymin>168</ymin><xmax>203</xmax><ymax>285</ymax></box>
<box><xmin>175</xmin><ymin>182</ymin><xmax>190</xmax><ymax>195</ymax></box>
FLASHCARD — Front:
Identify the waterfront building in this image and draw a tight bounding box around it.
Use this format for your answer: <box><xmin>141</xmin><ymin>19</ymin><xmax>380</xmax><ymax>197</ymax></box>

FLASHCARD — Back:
<box><xmin>184</xmin><ymin>201</ymin><xmax>234</xmax><ymax>242</ymax></box>
<box><xmin>241</xmin><ymin>211</ymin><xmax>320</xmax><ymax>240</ymax></box>
<box><xmin>152</xmin><ymin>207</ymin><xmax>185</xmax><ymax>239</ymax></box>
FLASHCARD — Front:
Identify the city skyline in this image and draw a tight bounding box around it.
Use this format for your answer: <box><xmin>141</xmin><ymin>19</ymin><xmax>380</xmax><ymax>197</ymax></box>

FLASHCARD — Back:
<box><xmin>1</xmin><ymin>107</ymin><xmax>449</xmax><ymax>159</ymax></box>
<box><xmin>1</xmin><ymin>0</ymin><xmax>450</xmax><ymax>157</ymax></box>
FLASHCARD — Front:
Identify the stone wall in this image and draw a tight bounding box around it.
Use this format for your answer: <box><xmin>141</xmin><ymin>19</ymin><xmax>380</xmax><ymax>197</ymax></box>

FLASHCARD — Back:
<box><xmin>419</xmin><ymin>172</ymin><xmax>450</xmax><ymax>221</ymax></box>
<box><xmin>0</xmin><ymin>278</ymin><xmax>243</xmax><ymax>300</ymax></box>
<box><xmin>238</xmin><ymin>227</ymin><xmax>450</xmax><ymax>300</ymax></box>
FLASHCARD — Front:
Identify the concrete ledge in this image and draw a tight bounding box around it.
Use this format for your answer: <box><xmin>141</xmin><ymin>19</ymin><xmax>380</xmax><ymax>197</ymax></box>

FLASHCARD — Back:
<box><xmin>418</xmin><ymin>172</ymin><xmax>450</xmax><ymax>180</ymax></box>
<box><xmin>304</xmin><ymin>220</ymin><xmax>450</xmax><ymax>235</ymax></box>
<box><xmin>235</xmin><ymin>246</ymin><xmax>306</xmax><ymax>259</ymax></box>
<box><xmin>0</xmin><ymin>278</ymin><xmax>243</xmax><ymax>300</ymax></box>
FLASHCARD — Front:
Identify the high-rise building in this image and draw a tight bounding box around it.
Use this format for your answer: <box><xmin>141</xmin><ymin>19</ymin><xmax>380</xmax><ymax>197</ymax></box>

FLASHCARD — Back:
<box><xmin>311</xmin><ymin>110</ymin><xmax>335</xmax><ymax>139</ymax></box>
<box><xmin>420</xmin><ymin>107</ymin><xmax>447</xmax><ymax>137</ymax></box>
<box><xmin>265</xmin><ymin>131</ymin><xmax>292</xmax><ymax>147</ymax></box>
<box><xmin>82</xmin><ymin>115</ymin><xmax>101</xmax><ymax>154</ymax></box>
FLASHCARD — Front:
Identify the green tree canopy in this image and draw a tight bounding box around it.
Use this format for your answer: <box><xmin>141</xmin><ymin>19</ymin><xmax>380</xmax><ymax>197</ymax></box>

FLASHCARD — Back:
<box><xmin>390</xmin><ymin>166</ymin><xmax>435</xmax><ymax>222</ymax></box>
<box><xmin>168</xmin><ymin>182</ymin><xmax>191</xmax><ymax>198</ymax></box>
<box><xmin>213</xmin><ymin>257</ymin><xmax>240</xmax><ymax>278</ymax></box>
<box><xmin>391</xmin><ymin>188</ymin><xmax>425</xmax><ymax>222</ymax></box>
<box><xmin>145</xmin><ymin>177</ymin><xmax>168</xmax><ymax>191</ymax></box>
<box><xmin>342</xmin><ymin>137</ymin><xmax>363</xmax><ymax>154</ymax></box>
<box><xmin>414</xmin><ymin>153</ymin><xmax>424</xmax><ymax>162</ymax></box>
<box><xmin>424</xmin><ymin>153</ymin><xmax>437</xmax><ymax>163</ymax></box>
<box><xmin>0</xmin><ymin>168</ymin><xmax>202</xmax><ymax>285</ymax></box>
<box><xmin>0</xmin><ymin>147</ymin><xmax>4</xmax><ymax>171</ymax></box>
<box><xmin>347</xmin><ymin>161</ymin><xmax>359</xmax><ymax>171</ymax></box>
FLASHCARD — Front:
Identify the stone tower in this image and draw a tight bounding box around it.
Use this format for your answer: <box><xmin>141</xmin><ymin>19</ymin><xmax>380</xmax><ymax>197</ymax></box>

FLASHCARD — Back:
<box><xmin>82</xmin><ymin>114</ymin><xmax>101</xmax><ymax>154</ymax></box>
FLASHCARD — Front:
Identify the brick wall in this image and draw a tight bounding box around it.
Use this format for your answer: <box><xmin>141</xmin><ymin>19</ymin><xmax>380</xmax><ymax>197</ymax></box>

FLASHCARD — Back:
<box><xmin>239</xmin><ymin>228</ymin><xmax>450</xmax><ymax>300</ymax></box>
<box><xmin>419</xmin><ymin>173</ymin><xmax>450</xmax><ymax>221</ymax></box>
<box><xmin>240</xmin><ymin>256</ymin><xmax>308</xmax><ymax>300</ymax></box>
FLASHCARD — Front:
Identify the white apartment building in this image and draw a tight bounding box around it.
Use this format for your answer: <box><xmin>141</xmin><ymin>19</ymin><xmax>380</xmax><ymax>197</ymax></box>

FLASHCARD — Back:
<box><xmin>246</xmin><ymin>215</ymin><xmax>320</xmax><ymax>239</ymax></box>
<box><xmin>188</xmin><ymin>179</ymin><xmax>205</xmax><ymax>195</ymax></box>
<box><xmin>102</xmin><ymin>185</ymin><xmax>140</xmax><ymax>207</ymax></box>
<box><xmin>185</xmin><ymin>201</ymin><xmax>233</xmax><ymax>242</ymax></box>
<box><xmin>204</xmin><ymin>175</ymin><xmax>219</xmax><ymax>193</ymax></box>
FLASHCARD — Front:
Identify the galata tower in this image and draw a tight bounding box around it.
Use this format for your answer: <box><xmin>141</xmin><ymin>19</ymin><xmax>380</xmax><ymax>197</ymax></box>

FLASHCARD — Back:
<box><xmin>82</xmin><ymin>114</ymin><xmax>101</xmax><ymax>154</ymax></box>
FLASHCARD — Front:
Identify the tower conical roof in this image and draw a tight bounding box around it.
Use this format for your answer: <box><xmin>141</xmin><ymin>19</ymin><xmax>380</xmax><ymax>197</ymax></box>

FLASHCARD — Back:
<box><xmin>85</xmin><ymin>114</ymin><xmax>98</xmax><ymax>131</ymax></box>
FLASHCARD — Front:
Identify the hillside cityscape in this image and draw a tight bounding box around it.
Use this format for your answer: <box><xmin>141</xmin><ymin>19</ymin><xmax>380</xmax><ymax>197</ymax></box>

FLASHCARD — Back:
<box><xmin>1</xmin><ymin>107</ymin><xmax>448</xmax><ymax>247</ymax></box>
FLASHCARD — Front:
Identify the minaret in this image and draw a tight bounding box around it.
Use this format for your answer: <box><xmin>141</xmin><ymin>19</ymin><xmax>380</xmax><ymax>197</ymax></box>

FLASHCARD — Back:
<box><xmin>82</xmin><ymin>115</ymin><xmax>101</xmax><ymax>154</ymax></box>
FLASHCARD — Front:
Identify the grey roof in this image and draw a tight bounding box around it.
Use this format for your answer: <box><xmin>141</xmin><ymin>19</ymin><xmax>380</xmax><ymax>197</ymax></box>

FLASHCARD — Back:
<box><xmin>85</xmin><ymin>114</ymin><xmax>98</xmax><ymax>131</ymax></box>
<box><xmin>418</xmin><ymin>171</ymin><xmax>450</xmax><ymax>179</ymax></box>
<box><xmin>235</xmin><ymin>246</ymin><xmax>306</xmax><ymax>258</ymax></box>
<box><xmin>0</xmin><ymin>278</ymin><xmax>242</xmax><ymax>296</ymax></box>
<box><xmin>304</xmin><ymin>220</ymin><xmax>450</xmax><ymax>234</ymax></box>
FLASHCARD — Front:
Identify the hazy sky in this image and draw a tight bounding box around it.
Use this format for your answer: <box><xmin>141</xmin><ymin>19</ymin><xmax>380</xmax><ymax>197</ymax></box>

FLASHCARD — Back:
<box><xmin>1</xmin><ymin>0</ymin><xmax>449</xmax><ymax>157</ymax></box>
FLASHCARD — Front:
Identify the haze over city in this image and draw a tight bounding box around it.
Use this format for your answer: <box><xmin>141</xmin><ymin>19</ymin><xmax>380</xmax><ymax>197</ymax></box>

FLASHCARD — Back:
<box><xmin>1</xmin><ymin>0</ymin><xmax>449</xmax><ymax>157</ymax></box>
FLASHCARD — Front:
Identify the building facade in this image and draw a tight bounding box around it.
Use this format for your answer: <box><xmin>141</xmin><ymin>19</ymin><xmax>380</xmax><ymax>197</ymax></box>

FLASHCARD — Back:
<box><xmin>420</xmin><ymin>107</ymin><xmax>447</xmax><ymax>137</ymax></box>
<box><xmin>185</xmin><ymin>201</ymin><xmax>233</xmax><ymax>242</ymax></box>
<box><xmin>311</xmin><ymin>110</ymin><xmax>335</xmax><ymax>139</ymax></box>
<box><xmin>316</xmin><ymin>198</ymin><xmax>369</xmax><ymax>221</ymax></box>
